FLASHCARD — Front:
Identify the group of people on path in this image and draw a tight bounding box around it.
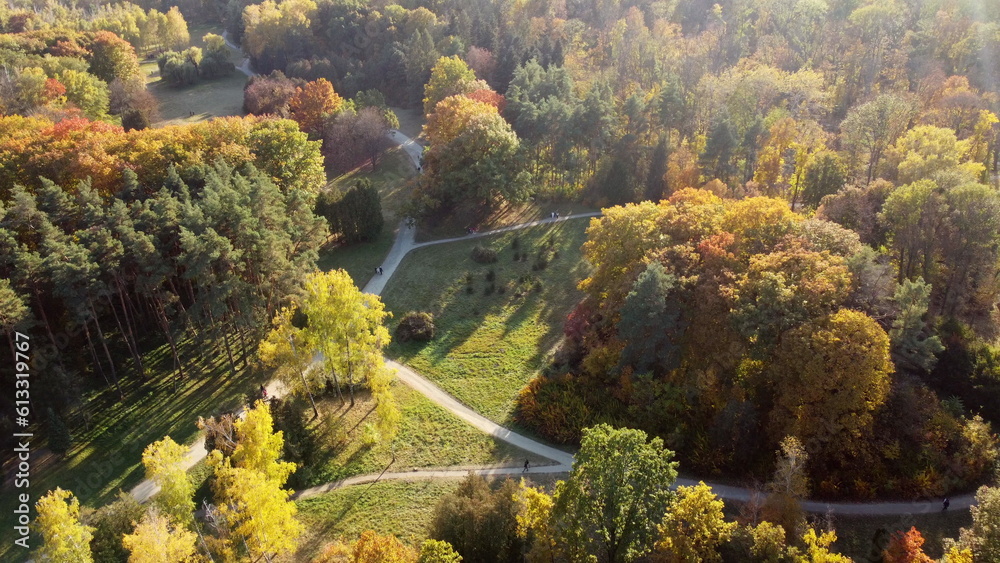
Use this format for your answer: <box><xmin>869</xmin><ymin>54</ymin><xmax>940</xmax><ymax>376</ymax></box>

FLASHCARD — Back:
<box><xmin>374</xmin><ymin>266</ymin><xmax>384</xmax><ymax>275</ymax></box>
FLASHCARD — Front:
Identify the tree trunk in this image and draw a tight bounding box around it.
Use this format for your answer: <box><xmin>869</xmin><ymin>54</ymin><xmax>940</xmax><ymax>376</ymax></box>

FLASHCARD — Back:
<box><xmin>155</xmin><ymin>296</ymin><xmax>186</xmax><ymax>381</ymax></box>
<box><xmin>83</xmin><ymin>317</ymin><xmax>120</xmax><ymax>401</ymax></box>
<box><xmin>347</xmin><ymin>340</ymin><xmax>355</xmax><ymax>407</ymax></box>
<box><xmin>89</xmin><ymin>300</ymin><xmax>124</xmax><ymax>400</ymax></box>
<box><xmin>108</xmin><ymin>284</ymin><xmax>144</xmax><ymax>379</ymax></box>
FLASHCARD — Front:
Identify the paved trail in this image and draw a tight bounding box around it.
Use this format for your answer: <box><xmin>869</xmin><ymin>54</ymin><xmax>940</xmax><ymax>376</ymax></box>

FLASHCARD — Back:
<box><xmin>128</xmin><ymin>114</ymin><xmax>979</xmax><ymax>516</ymax></box>
<box><xmin>221</xmin><ymin>32</ymin><xmax>256</xmax><ymax>77</ymax></box>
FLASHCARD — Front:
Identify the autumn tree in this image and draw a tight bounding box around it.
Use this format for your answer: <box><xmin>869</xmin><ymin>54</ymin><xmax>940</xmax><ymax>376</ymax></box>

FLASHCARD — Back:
<box><xmin>788</xmin><ymin>528</ymin><xmax>851</xmax><ymax>562</ymax></box>
<box><xmin>59</xmin><ymin>69</ymin><xmax>110</xmax><ymax>119</ymax></box>
<box><xmin>429</xmin><ymin>475</ymin><xmax>523</xmax><ymax>562</ymax></box>
<box><xmin>801</xmin><ymin>151</ymin><xmax>846</xmax><ymax>209</ymax></box>
<box><xmin>841</xmin><ymin>93</ymin><xmax>914</xmax><ymax>184</ymax></box>
<box><xmin>879</xmin><ymin>180</ymin><xmax>947</xmax><ymax>283</ymax></box>
<box><xmin>769</xmin><ymin>309</ymin><xmax>893</xmax><ymax>457</ymax></box>
<box><xmin>259</xmin><ymin>306</ymin><xmax>320</xmax><ymax>417</ymax></box>
<box><xmin>300</xmin><ymin>270</ymin><xmax>399</xmax><ymax>438</ymax></box>
<box><xmin>210</xmin><ymin>451</ymin><xmax>303</xmax><ymax>561</ymax></box>
<box><xmin>35</xmin><ymin>488</ymin><xmax>94</xmax><ymax>563</ymax></box>
<box><xmin>884</xmin><ymin>527</ymin><xmax>933</xmax><ymax>563</ymax></box>
<box><xmin>141</xmin><ymin>436</ymin><xmax>195</xmax><ymax>525</ymax></box>
<box><xmin>423</xmin><ymin>55</ymin><xmax>478</xmax><ymax>114</ymax></box>
<box><xmin>289</xmin><ymin>78</ymin><xmax>343</xmax><ymax>138</ymax></box>
<box><xmin>889</xmin><ymin>125</ymin><xmax>984</xmax><ymax>185</ymax></box>
<box><xmin>419</xmin><ymin>96</ymin><xmax>530</xmax><ymax>212</ymax></box>
<box><xmin>726</xmin><ymin>243</ymin><xmax>852</xmax><ymax>350</ymax></box>
<box><xmin>655</xmin><ymin>482</ymin><xmax>736</xmax><ymax>562</ymax></box>
<box><xmin>232</xmin><ymin>400</ymin><xmax>297</xmax><ymax>484</ymax></box>
<box><xmin>551</xmin><ymin>424</ymin><xmax>678</xmax><ymax>563</ymax></box>
<box><xmin>955</xmin><ymin>485</ymin><xmax>1000</xmax><ymax>561</ymax></box>
<box><xmin>88</xmin><ymin>31</ymin><xmax>142</xmax><ymax>84</ymax></box>
<box><xmin>121</xmin><ymin>508</ymin><xmax>198</xmax><ymax>563</ymax></box>
<box><xmin>515</xmin><ymin>480</ymin><xmax>556</xmax><ymax>563</ymax></box>
<box><xmin>164</xmin><ymin>7</ymin><xmax>190</xmax><ymax>50</ymax></box>
<box><xmin>418</xmin><ymin>540</ymin><xmax>462</xmax><ymax>563</ymax></box>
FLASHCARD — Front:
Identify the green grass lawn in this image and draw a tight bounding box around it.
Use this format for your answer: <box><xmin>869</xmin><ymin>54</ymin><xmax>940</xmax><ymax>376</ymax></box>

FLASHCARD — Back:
<box><xmin>294</xmin><ymin>382</ymin><xmax>550</xmax><ymax>488</ymax></box>
<box><xmin>381</xmin><ymin>220</ymin><xmax>593</xmax><ymax>423</ymax></box>
<box><xmin>415</xmin><ymin>201</ymin><xmax>598</xmax><ymax>242</ymax></box>
<box><xmin>317</xmin><ymin>147</ymin><xmax>417</xmax><ymax>287</ymax></box>
<box><xmin>295</xmin><ymin>479</ymin><xmax>460</xmax><ymax>557</ymax></box>
<box><xmin>0</xmin><ymin>336</ymin><xmax>264</xmax><ymax>561</ymax></box>
<box><xmin>140</xmin><ymin>24</ymin><xmax>248</xmax><ymax>127</ymax></box>
<box><xmin>147</xmin><ymin>71</ymin><xmax>248</xmax><ymax>127</ymax></box>
<box><xmin>389</xmin><ymin>106</ymin><xmax>425</xmax><ymax>140</ymax></box>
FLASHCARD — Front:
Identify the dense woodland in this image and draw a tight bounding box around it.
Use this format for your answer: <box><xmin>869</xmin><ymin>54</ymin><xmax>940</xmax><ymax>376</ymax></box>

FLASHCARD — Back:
<box><xmin>4</xmin><ymin>0</ymin><xmax>1000</xmax><ymax>560</ymax></box>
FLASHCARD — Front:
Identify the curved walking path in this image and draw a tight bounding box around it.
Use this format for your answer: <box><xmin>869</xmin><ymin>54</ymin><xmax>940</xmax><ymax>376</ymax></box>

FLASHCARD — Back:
<box><xmin>357</xmin><ymin>212</ymin><xmax>980</xmax><ymax>517</ymax></box>
<box><xmin>129</xmin><ymin>159</ymin><xmax>980</xmax><ymax>517</ymax></box>
<box><xmin>389</xmin><ymin>129</ymin><xmax>424</xmax><ymax>169</ymax></box>
<box><xmin>221</xmin><ymin>31</ymin><xmax>256</xmax><ymax>78</ymax></box>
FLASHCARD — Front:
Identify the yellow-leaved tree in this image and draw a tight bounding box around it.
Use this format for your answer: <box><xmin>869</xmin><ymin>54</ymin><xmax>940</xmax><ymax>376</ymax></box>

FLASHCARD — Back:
<box><xmin>515</xmin><ymin>480</ymin><xmax>556</xmax><ymax>563</ymax></box>
<box><xmin>209</xmin><ymin>400</ymin><xmax>302</xmax><ymax>560</ymax></box>
<box><xmin>231</xmin><ymin>400</ymin><xmax>297</xmax><ymax>485</ymax></box>
<box><xmin>35</xmin><ymin>488</ymin><xmax>94</xmax><ymax>563</ymax></box>
<box><xmin>655</xmin><ymin>482</ymin><xmax>736</xmax><ymax>562</ymax></box>
<box><xmin>301</xmin><ymin>270</ymin><xmax>399</xmax><ymax>440</ymax></box>
<box><xmin>211</xmin><ymin>454</ymin><xmax>303</xmax><ymax>561</ymax></box>
<box><xmin>259</xmin><ymin>305</ymin><xmax>320</xmax><ymax>418</ymax></box>
<box><xmin>141</xmin><ymin>436</ymin><xmax>195</xmax><ymax>525</ymax></box>
<box><xmin>121</xmin><ymin>508</ymin><xmax>198</xmax><ymax>563</ymax></box>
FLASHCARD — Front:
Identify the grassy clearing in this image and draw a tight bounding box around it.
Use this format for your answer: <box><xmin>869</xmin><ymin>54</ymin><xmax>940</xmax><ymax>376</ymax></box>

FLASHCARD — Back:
<box><xmin>326</xmin><ymin>147</ymin><xmax>416</xmax><ymax>224</ymax></box>
<box><xmin>293</xmin><ymin>383</ymin><xmax>550</xmax><ymax>488</ymax></box>
<box><xmin>415</xmin><ymin>201</ymin><xmax>598</xmax><ymax>242</ymax></box>
<box><xmin>0</xmin><ymin>337</ymin><xmax>264</xmax><ymax>561</ymax></box>
<box><xmin>147</xmin><ymin>71</ymin><xmax>248</xmax><ymax>127</ymax></box>
<box><xmin>317</xmin><ymin>227</ymin><xmax>394</xmax><ymax>289</ymax></box>
<box><xmin>295</xmin><ymin>479</ymin><xmax>459</xmax><ymax>557</ymax></box>
<box><xmin>317</xmin><ymin>147</ymin><xmax>417</xmax><ymax>287</ymax></box>
<box><xmin>382</xmin><ymin>220</ymin><xmax>593</xmax><ymax>423</ymax></box>
<box><xmin>140</xmin><ymin>24</ymin><xmax>248</xmax><ymax>127</ymax></box>
<box><xmin>294</xmin><ymin>472</ymin><xmax>561</xmax><ymax>559</ymax></box>
<box><xmin>390</xmin><ymin>106</ymin><xmax>425</xmax><ymax>140</ymax></box>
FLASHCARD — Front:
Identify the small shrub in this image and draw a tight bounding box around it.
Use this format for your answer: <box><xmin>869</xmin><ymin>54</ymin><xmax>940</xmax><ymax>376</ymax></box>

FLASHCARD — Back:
<box><xmin>485</xmin><ymin>268</ymin><xmax>495</xmax><ymax>282</ymax></box>
<box><xmin>546</xmin><ymin>236</ymin><xmax>555</xmax><ymax>247</ymax></box>
<box><xmin>471</xmin><ymin>245</ymin><xmax>498</xmax><ymax>264</ymax></box>
<box><xmin>534</xmin><ymin>280</ymin><xmax>543</xmax><ymax>292</ymax></box>
<box><xmin>498</xmin><ymin>285</ymin><xmax>506</xmax><ymax>295</ymax></box>
<box><xmin>485</xmin><ymin>283</ymin><xmax>495</xmax><ymax>295</ymax></box>
<box><xmin>396</xmin><ymin>311</ymin><xmax>436</xmax><ymax>342</ymax></box>
<box><xmin>513</xmin><ymin>251</ymin><xmax>520</xmax><ymax>261</ymax></box>
<box><xmin>534</xmin><ymin>256</ymin><xmax>548</xmax><ymax>270</ymax></box>
<box><xmin>552</xmin><ymin>250</ymin><xmax>560</xmax><ymax>259</ymax></box>
<box><xmin>465</xmin><ymin>272</ymin><xmax>473</xmax><ymax>283</ymax></box>
<box><xmin>531</xmin><ymin>263</ymin><xmax>539</xmax><ymax>271</ymax></box>
<box><xmin>512</xmin><ymin>237</ymin><xmax>520</xmax><ymax>250</ymax></box>
<box><xmin>466</xmin><ymin>285</ymin><xmax>474</xmax><ymax>294</ymax></box>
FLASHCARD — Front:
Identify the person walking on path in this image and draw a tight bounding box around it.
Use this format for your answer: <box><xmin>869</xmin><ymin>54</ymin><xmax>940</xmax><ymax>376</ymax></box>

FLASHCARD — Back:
<box><xmin>943</xmin><ymin>497</ymin><xmax>950</xmax><ymax>511</ymax></box>
<box><xmin>378</xmin><ymin>266</ymin><xmax>383</xmax><ymax>275</ymax></box>
<box><xmin>523</xmin><ymin>459</ymin><xmax>530</xmax><ymax>473</ymax></box>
